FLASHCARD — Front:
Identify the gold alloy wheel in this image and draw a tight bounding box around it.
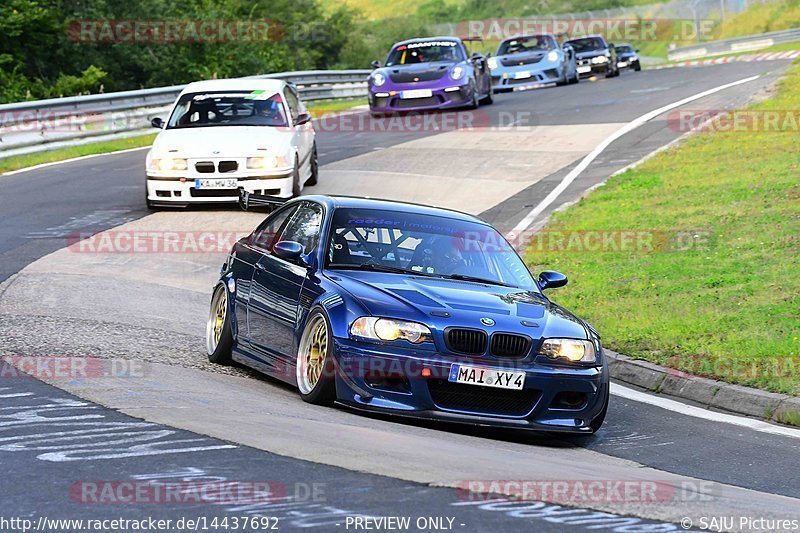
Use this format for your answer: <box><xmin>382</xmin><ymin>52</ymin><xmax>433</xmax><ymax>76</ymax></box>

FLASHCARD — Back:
<box><xmin>206</xmin><ymin>287</ymin><xmax>227</xmax><ymax>355</ymax></box>
<box><xmin>297</xmin><ymin>314</ymin><xmax>328</xmax><ymax>394</ymax></box>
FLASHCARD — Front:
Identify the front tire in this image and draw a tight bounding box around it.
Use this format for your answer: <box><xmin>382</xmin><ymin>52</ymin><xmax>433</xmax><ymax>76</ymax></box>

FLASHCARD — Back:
<box><xmin>296</xmin><ymin>309</ymin><xmax>337</xmax><ymax>405</ymax></box>
<box><xmin>291</xmin><ymin>156</ymin><xmax>302</xmax><ymax>197</ymax></box>
<box><xmin>589</xmin><ymin>391</ymin><xmax>609</xmax><ymax>433</ymax></box>
<box><xmin>207</xmin><ymin>285</ymin><xmax>233</xmax><ymax>365</ymax></box>
<box><xmin>306</xmin><ymin>144</ymin><xmax>319</xmax><ymax>186</ymax></box>
<box><xmin>467</xmin><ymin>79</ymin><xmax>479</xmax><ymax>109</ymax></box>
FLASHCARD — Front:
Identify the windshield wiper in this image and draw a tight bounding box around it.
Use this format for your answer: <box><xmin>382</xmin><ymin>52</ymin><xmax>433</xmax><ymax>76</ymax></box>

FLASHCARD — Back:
<box><xmin>331</xmin><ymin>263</ymin><xmax>435</xmax><ymax>277</ymax></box>
<box><xmin>439</xmin><ymin>274</ymin><xmax>515</xmax><ymax>287</ymax></box>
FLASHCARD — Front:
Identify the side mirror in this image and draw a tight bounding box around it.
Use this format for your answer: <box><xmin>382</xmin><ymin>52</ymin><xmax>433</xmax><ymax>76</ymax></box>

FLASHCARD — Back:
<box><xmin>635</xmin><ymin>49</ymin><xmax>640</xmax><ymax>53</ymax></box>
<box><xmin>538</xmin><ymin>270</ymin><xmax>568</xmax><ymax>290</ymax></box>
<box><xmin>370</xmin><ymin>60</ymin><xmax>381</xmax><ymax>69</ymax></box>
<box><xmin>294</xmin><ymin>113</ymin><xmax>312</xmax><ymax>126</ymax></box>
<box><xmin>607</xmin><ymin>42</ymin><xmax>615</xmax><ymax>49</ymax></box>
<box><xmin>486</xmin><ymin>52</ymin><xmax>492</xmax><ymax>58</ymax></box>
<box><xmin>273</xmin><ymin>241</ymin><xmax>304</xmax><ymax>262</ymax></box>
<box><xmin>150</xmin><ymin>117</ymin><xmax>165</xmax><ymax>129</ymax></box>
<box><xmin>471</xmin><ymin>52</ymin><xmax>481</xmax><ymax>59</ymax></box>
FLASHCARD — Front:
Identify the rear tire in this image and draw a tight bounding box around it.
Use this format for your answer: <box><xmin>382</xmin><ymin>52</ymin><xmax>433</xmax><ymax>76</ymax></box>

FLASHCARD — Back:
<box><xmin>296</xmin><ymin>309</ymin><xmax>337</xmax><ymax>406</ymax></box>
<box><xmin>207</xmin><ymin>285</ymin><xmax>233</xmax><ymax>365</ymax></box>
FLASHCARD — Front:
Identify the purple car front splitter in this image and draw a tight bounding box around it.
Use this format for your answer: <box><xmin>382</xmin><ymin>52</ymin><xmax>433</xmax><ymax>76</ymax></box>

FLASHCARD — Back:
<box><xmin>369</xmin><ymin>82</ymin><xmax>475</xmax><ymax>113</ymax></box>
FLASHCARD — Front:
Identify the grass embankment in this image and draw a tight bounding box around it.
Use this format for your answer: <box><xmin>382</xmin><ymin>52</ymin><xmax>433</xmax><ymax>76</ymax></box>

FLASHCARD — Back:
<box><xmin>525</xmin><ymin>63</ymin><xmax>800</xmax><ymax>396</ymax></box>
<box><xmin>0</xmin><ymin>99</ymin><xmax>367</xmax><ymax>175</ymax></box>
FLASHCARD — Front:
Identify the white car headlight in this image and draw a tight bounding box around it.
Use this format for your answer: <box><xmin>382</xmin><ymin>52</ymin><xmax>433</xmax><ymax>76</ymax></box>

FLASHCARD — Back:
<box><xmin>539</xmin><ymin>339</ymin><xmax>597</xmax><ymax>363</ymax></box>
<box><xmin>372</xmin><ymin>72</ymin><xmax>386</xmax><ymax>87</ymax></box>
<box><xmin>487</xmin><ymin>57</ymin><xmax>498</xmax><ymax>70</ymax></box>
<box><xmin>591</xmin><ymin>55</ymin><xmax>609</xmax><ymax>64</ymax></box>
<box><xmin>450</xmin><ymin>65</ymin><xmax>465</xmax><ymax>80</ymax></box>
<box><xmin>246</xmin><ymin>155</ymin><xmax>288</xmax><ymax>170</ymax></box>
<box><xmin>149</xmin><ymin>157</ymin><xmax>187</xmax><ymax>171</ymax></box>
<box><xmin>350</xmin><ymin>317</ymin><xmax>432</xmax><ymax>344</ymax></box>
<box><xmin>547</xmin><ymin>51</ymin><xmax>559</xmax><ymax>62</ymax></box>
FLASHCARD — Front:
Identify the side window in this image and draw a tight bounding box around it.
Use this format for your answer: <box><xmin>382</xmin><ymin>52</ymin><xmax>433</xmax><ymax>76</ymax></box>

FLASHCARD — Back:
<box><xmin>249</xmin><ymin>206</ymin><xmax>297</xmax><ymax>251</ymax></box>
<box><xmin>278</xmin><ymin>202</ymin><xmax>323</xmax><ymax>255</ymax></box>
<box><xmin>284</xmin><ymin>87</ymin><xmax>300</xmax><ymax>121</ymax></box>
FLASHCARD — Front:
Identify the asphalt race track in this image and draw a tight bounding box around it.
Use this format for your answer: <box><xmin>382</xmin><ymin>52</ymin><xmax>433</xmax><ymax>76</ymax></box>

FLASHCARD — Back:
<box><xmin>2</xmin><ymin>62</ymin><xmax>800</xmax><ymax>532</ymax></box>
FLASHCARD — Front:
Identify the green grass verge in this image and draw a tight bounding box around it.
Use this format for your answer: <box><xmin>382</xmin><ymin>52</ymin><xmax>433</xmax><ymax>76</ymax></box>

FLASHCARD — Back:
<box><xmin>525</xmin><ymin>63</ymin><xmax>800</xmax><ymax>395</ymax></box>
<box><xmin>0</xmin><ymin>99</ymin><xmax>367</xmax><ymax>175</ymax></box>
<box><xmin>0</xmin><ymin>134</ymin><xmax>158</xmax><ymax>174</ymax></box>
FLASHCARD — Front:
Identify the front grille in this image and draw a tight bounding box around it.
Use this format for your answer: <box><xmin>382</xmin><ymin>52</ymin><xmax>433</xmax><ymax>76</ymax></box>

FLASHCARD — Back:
<box><xmin>388</xmin><ymin>67</ymin><xmax>448</xmax><ymax>83</ymax></box>
<box><xmin>428</xmin><ymin>379</ymin><xmax>540</xmax><ymax>416</ymax></box>
<box><xmin>393</xmin><ymin>96</ymin><xmax>440</xmax><ymax>108</ymax></box>
<box><xmin>445</xmin><ymin>328</ymin><xmax>487</xmax><ymax>355</ymax></box>
<box><xmin>218</xmin><ymin>160</ymin><xmax>238</xmax><ymax>173</ymax></box>
<box><xmin>195</xmin><ymin>161</ymin><xmax>215</xmax><ymax>173</ymax></box>
<box><xmin>501</xmin><ymin>55</ymin><xmax>544</xmax><ymax>67</ymax></box>
<box><xmin>491</xmin><ymin>333</ymin><xmax>532</xmax><ymax>358</ymax></box>
<box><xmin>190</xmin><ymin>187</ymin><xmax>239</xmax><ymax>198</ymax></box>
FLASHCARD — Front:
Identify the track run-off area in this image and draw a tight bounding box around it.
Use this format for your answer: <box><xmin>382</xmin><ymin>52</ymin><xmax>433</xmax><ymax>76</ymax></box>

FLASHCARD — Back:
<box><xmin>2</xmin><ymin>60</ymin><xmax>799</xmax><ymax>532</ymax></box>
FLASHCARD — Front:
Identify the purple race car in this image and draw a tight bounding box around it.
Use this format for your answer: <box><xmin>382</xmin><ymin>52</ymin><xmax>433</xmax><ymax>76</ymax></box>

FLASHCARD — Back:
<box><xmin>368</xmin><ymin>37</ymin><xmax>493</xmax><ymax>114</ymax></box>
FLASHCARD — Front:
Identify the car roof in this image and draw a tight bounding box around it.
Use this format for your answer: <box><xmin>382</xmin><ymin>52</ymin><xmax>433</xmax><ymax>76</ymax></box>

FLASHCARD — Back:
<box><xmin>501</xmin><ymin>33</ymin><xmax>556</xmax><ymax>42</ymax></box>
<box><xmin>299</xmin><ymin>195</ymin><xmax>489</xmax><ymax>225</ymax></box>
<box><xmin>564</xmin><ymin>34</ymin><xmax>605</xmax><ymax>41</ymax></box>
<box><xmin>392</xmin><ymin>36</ymin><xmax>462</xmax><ymax>47</ymax></box>
<box><xmin>179</xmin><ymin>78</ymin><xmax>286</xmax><ymax>96</ymax></box>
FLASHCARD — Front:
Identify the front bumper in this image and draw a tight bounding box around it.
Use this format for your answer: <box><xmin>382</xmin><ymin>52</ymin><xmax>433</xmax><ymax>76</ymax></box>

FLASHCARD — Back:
<box><xmin>368</xmin><ymin>82</ymin><xmax>472</xmax><ymax>112</ymax></box>
<box><xmin>490</xmin><ymin>63</ymin><xmax>564</xmax><ymax>90</ymax></box>
<box><xmin>332</xmin><ymin>338</ymin><xmax>609</xmax><ymax>433</ymax></box>
<box><xmin>146</xmin><ymin>169</ymin><xmax>294</xmax><ymax>205</ymax></box>
<box><xmin>575</xmin><ymin>61</ymin><xmax>611</xmax><ymax>77</ymax></box>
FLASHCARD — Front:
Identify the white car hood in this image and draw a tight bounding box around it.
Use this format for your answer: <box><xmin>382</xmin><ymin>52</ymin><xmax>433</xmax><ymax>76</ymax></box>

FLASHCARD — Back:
<box><xmin>151</xmin><ymin>126</ymin><xmax>293</xmax><ymax>158</ymax></box>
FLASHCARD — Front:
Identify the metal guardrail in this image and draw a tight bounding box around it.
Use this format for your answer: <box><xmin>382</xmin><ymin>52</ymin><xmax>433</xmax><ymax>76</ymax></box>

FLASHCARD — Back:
<box><xmin>0</xmin><ymin>69</ymin><xmax>371</xmax><ymax>158</ymax></box>
<box><xmin>668</xmin><ymin>28</ymin><xmax>800</xmax><ymax>61</ymax></box>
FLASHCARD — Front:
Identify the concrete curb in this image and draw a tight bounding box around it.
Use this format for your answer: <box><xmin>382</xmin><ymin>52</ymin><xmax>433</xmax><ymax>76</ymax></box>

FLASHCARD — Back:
<box><xmin>607</xmin><ymin>350</ymin><xmax>800</xmax><ymax>427</ymax></box>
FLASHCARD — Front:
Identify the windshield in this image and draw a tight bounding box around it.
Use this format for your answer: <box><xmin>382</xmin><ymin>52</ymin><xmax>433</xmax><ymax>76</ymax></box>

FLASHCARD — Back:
<box><xmin>498</xmin><ymin>35</ymin><xmax>556</xmax><ymax>55</ymax></box>
<box><xmin>385</xmin><ymin>40</ymin><xmax>464</xmax><ymax>66</ymax></box>
<box><xmin>166</xmin><ymin>90</ymin><xmax>289</xmax><ymax>129</ymax></box>
<box><xmin>565</xmin><ymin>37</ymin><xmax>606</xmax><ymax>53</ymax></box>
<box><xmin>326</xmin><ymin>208</ymin><xmax>536</xmax><ymax>290</ymax></box>
<box><xmin>616</xmin><ymin>45</ymin><xmax>634</xmax><ymax>53</ymax></box>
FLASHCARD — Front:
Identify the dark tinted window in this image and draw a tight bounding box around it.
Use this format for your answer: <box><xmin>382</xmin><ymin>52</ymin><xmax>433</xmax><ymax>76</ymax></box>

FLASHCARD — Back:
<box><xmin>564</xmin><ymin>37</ymin><xmax>606</xmax><ymax>53</ymax></box>
<box><xmin>385</xmin><ymin>40</ymin><xmax>464</xmax><ymax>66</ymax></box>
<box><xmin>279</xmin><ymin>202</ymin><xmax>324</xmax><ymax>254</ymax></box>
<box><xmin>249</xmin><ymin>206</ymin><xmax>297</xmax><ymax>251</ymax></box>
<box><xmin>167</xmin><ymin>91</ymin><xmax>289</xmax><ymax>129</ymax></box>
<box><xmin>498</xmin><ymin>35</ymin><xmax>556</xmax><ymax>55</ymax></box>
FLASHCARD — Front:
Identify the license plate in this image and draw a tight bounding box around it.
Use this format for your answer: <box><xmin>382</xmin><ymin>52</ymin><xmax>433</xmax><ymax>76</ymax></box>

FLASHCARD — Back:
<box><xmin>618</xmin><ymin>61</ymin><xmax>628</xmax><ymax>67</ymax></box>
<box><xmin>400</xmin><ymin>89</ymin><xmax>433</xmax><ymax>99</ymax></box>
<box><xmin>195</xmin><ymin>178</ymin><xmax>238</xmax><ymax>189</ymax></box>
<box><xmin>513</xmin><ymin>71</ymin><xmax>531</xmax><ymax>80</ymax></box>
<box><xmin>577</xmin><ymin>66</ymin><xmax>591</xmax><ymax>74</ymax></box>
<box><xmin>448</xmin><ymin>364</ymin><xmax>525</xmax><ymax>390</ymax></box>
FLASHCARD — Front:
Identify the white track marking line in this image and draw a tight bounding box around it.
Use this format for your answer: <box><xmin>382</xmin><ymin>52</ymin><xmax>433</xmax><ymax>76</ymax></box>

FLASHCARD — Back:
<box><xmin>2</xmin><ymin>146</ymin><xmax>150</xmax><ymax>177</ymax></box>
<box><xmin>612</xmin><ymin>383</ymin><xmax>800</xmax><ymax>439</ymax></box>
<box><xmin>506</xmin><ymin>75</ymin><xmax>760</xmax><ymax>237</ymax></box>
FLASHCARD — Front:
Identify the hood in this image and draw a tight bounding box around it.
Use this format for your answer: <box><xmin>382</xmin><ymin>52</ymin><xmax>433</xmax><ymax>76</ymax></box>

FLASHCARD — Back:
<box><xmin>575</xmin><ymin>49</ymin><xmax>609</xmax><ymax>60</ymax></box>
<box><xmin>151</xmin><ymin>126</ymin><xmax>293</xmax><ymax>159</ymax></box>
<box><xmin>497</xmin><ymin>51</ymin><xmax>548</xmax><ymax>66</ymax></box>
<box><xmin>330</xmin><ymin>271</ymin><xmax>588</xmax><ymax>340</ymax></box>
<box><xmin>381</xmin><ymin>61</ymin><xmax>455</xmax><ymax>84</ymax></box>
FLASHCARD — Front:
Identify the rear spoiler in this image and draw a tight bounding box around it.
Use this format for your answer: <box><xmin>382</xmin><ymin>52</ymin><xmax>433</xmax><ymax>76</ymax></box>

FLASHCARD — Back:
<box><xmin>238</xmin><ymin>189</ymin><xmax>288</xmax><ymax>211</ymax></box>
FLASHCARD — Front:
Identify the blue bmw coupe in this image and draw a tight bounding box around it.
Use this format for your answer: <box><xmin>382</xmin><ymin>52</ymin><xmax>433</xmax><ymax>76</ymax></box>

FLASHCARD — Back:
<box><xmin>206</xmin><ymin>193</ymin><xmax>609</xmax><ymax>433</ymax></box>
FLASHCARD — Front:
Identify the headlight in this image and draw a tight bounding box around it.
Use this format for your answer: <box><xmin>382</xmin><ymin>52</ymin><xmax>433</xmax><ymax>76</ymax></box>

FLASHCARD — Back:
<box><xmin>591</xmin><ymin>55</ymin><xmax>609</xmax><ymax>64</ymax></box>
<box><xmin>538</xmin><ymin>339</ymin><xmax>596</xmax><ymax>363</ymax></box>
<box><xmin>350</xmin><ymin>317</ymin><xmax>433</xmax><ymax>344</ymax></box>
<box><xmin>372</xmin><ymin>72</ymin><xmax>386</xmax><ymax>86</ymax></box>
<box><xmin>487</xmin><ymin>57</ymin><xmax>498</xmax><ymax>70</ymax></box>
<box><xmin>246</xmin><ymin>155</ymin><xmax>288</xmax><ymax>169</ymax></box>
<box><xmin>149</xmin><ymin>157</ymin><xmax>188</xmax><ymax>171</ymax></box>
<box><xmin>450</xmin><ymin>65</ymin><xmax>465</xmax><ymax>80</ymax></box>
<box><xmin>547</xmin><ymin>51</ymin><xmax>559</xmax><ymax>62</ymax></box>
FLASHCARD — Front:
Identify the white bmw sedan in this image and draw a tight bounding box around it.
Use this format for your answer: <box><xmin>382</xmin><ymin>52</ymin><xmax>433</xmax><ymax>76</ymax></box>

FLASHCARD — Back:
<box><xmin>145</xmin><ymin>78</ymin><xmax>318</xmax><ymax>208</ymax></box>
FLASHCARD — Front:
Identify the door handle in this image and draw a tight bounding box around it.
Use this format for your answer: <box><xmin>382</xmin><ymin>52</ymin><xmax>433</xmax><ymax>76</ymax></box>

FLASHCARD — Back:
<box><xmin>254</xmin><ymin>262</ymin><xmax>266</xmax><ymax>271</ymax></box>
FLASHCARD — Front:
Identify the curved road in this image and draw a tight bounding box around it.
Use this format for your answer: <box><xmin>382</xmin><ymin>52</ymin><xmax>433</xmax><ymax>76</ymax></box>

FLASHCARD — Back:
<box><xmin>2</xmin><ymin>61</ymin><xmax>799</xmax><ymax>532</ymax></box>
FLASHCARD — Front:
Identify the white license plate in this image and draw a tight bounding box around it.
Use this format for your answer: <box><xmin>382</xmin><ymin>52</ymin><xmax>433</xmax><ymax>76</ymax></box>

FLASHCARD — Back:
<box><xmin>400</xmin><ymin>89</ymin><xmax>433</xmax><ymax>99</ymax></box>
<box><xmin>513</xmin><ymin>71</ymin><xmax>532</xmax><ymax>80</ymax></box>
<box><xmin>618</xmin><ymin>61</ymin><xmax>628</xmax><ymax>67</ymax></box>
<box><xmin>577</xmin><ymin>66</ymin><xmax>591</xmax><ymax>74</ymax></box>
<box><xmin>448</xmin><ymin>364</ymin><xmax>525</xmax><ymax>390</ymax></box>
<box><xmin>195</xmin><ymin>178</ymin><xmax>238</xmax><ymax>189</ymax></box>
